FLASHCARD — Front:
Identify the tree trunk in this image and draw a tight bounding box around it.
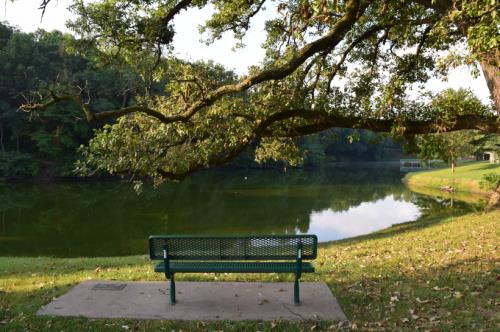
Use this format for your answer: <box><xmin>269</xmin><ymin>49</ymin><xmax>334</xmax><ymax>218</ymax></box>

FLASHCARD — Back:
<box><xmin>487</xmin><ymin>181</ymin><xmax>500</xmax><ymax>209</ymax></box>
<box><xmin>413</xmin><ymin>4</ymin><xmax>499</xmax><ymax>112</ymax></box>
<box><xmin>480</xmin><ymin>59</ymin><xmax>500</xmax><ymax>114</ymax></box>
<box><xmin>451</xmin><ymin>160</ymin><xmax>455</xmax><ymax>173</ymax></box>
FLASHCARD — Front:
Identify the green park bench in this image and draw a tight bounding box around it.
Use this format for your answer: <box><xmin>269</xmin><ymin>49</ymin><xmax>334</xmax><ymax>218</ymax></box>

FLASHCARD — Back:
<box><xmin>149</xmin><ymin>235</ymin><xmax>318</xmax><ymax>306</ymax></box>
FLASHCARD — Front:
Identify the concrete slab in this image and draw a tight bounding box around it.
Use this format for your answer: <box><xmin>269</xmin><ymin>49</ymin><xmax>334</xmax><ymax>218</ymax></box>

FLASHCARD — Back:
<box><xmin>37</xmin><ymin>280</ymin><xmax>347</xmax><ymax>321</ymax></box>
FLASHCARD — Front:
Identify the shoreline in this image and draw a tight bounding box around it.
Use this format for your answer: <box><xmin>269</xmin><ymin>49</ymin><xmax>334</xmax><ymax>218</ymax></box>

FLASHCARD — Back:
<box><xmin>403</xmin><ymin>161</ymin><xmax>499</xmax><ymax>195</ymax></box>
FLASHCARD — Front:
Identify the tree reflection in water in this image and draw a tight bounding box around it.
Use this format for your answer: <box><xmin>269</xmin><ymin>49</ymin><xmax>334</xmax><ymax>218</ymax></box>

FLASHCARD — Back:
<box><xmin>0</xmin><ymin>168</ymin><xmax>481</xmax><ymax>257</ymax></box>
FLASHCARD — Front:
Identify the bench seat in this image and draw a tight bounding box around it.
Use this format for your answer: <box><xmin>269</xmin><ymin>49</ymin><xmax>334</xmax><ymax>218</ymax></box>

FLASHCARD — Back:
<box><xmin>155</xmin><ymin>261</ymin><xmax>315</xmax><ymax>274</ymax></box>
<box><xmin>149</xmin><ymin>235</ymin><xmax>318</xmax><ymax>305</ymax></box>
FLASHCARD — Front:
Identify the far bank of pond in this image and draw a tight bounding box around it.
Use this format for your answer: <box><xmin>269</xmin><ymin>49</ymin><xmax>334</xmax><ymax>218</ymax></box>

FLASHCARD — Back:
<box><xmin>404</xmin><ymin>161</ymin><xmax>500</xmax><ymax>194</ymax></box>
<box><xmin>0</xmin><ymin>166</ymin><xmax>485</xmax><ymax>257</ymax></box>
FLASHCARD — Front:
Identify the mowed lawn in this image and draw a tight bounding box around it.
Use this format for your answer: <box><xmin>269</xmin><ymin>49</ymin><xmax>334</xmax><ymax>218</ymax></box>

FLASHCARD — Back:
<box><xmin>0</xmin><ymin>210</ymin><xmax>499</xmax><ymax>331</ymax></box>
<box><xmin>404</xmin><ymin>161</ymin><xmax>500</xmax><ymax>194</ymax></box>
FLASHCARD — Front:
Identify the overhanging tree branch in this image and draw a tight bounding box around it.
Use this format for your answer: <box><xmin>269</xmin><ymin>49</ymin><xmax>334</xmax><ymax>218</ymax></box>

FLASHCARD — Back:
<box><xmin>24</xmin><ymin>0</ymin><xmax>365</xmax><ymax>126</ymax></box>
<box><xmin>20</xmin><ymin>93</ymin><xmax>172</xmax><ymax>123</ymax></box>
<box><xmin>38</xmin><ymin>0</ymin><xmax>52</xmax><ymax>19</ymax></box>
<box><xmin>157</xmin><ymin>137</ymin><xmax>252</xmax><ymax>181</ymax></box>
<box><xmin>257</xmin><ymin>109</ymin><xmax>500</xmax><ymax>137</ymax></box>
<box><xmin>162</xmin><ymin>0</ymin><xmax>364</xmax><ymax>122</ymax></box>
<box><xmin>162</xmin><ymin>0</ymin><xmax>193</xmax><ymax>25</ymax></box>
<box><xmin>155</xmin><ymin>109</ymin><xmax>499</xmax><ymax>182</ymax></box>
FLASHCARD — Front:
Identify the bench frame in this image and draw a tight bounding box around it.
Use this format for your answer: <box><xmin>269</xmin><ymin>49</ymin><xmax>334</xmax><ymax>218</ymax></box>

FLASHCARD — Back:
<box><xmin>149</xmin><ymin>235</ymin><xmax>317</xmax><ymax>306</ymax></box>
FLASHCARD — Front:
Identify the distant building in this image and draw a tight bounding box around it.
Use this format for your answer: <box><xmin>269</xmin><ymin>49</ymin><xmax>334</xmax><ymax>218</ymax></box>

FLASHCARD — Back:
<box><xmin>482</xmin><ymin>151</ymin><xmax>499</xmax><ymax>163</ymax></box>
<box><xmin>473</xmin><ymin>134</ymin><xmax>500</xmax><ymax>164</ymax></box>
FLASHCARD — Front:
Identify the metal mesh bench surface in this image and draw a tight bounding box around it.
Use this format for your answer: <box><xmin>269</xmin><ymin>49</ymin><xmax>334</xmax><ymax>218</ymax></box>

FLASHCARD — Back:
<box><xmin>149</xmin><ymin>235</ymin><xmax>317</xmax><ymax>260</ymax></box>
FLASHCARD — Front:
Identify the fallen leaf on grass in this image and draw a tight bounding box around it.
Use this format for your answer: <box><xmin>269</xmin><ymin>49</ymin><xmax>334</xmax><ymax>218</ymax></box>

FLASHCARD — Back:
<box><xmin>257</xmin><ymin>292</ymin><xmax>268</xmax><ymax>305</ymax></box>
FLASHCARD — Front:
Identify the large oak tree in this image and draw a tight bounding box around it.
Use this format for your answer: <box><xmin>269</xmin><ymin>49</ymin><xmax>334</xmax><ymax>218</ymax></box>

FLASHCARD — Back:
<box><xmin>21</xmin><ymin>0</ymin><xmax>500</xmax><ymax>183</ymax></box>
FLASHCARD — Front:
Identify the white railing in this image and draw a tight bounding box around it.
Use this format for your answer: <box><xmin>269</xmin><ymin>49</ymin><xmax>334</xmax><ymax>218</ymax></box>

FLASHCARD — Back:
<box><xmin>399</xmin><ymin>159</ymin><xmax>436</xmax><ymax>171</ymax></box>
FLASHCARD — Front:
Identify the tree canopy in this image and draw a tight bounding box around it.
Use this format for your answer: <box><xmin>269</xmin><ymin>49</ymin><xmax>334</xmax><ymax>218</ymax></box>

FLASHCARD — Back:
<box><xmin>19</xmin><ymin>0</ymin><xmax>500</xmax><ymax>183</ymax></box>
<box><xmin>0</xmin><ymin>22</ymin><xmax>141</xmax><ymax>177</ymax></box>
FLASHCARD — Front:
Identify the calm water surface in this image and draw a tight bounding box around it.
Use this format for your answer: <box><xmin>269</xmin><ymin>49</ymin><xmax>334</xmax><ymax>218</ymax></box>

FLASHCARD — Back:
<box><xmin>0</xmin><ymin>168</ymin><xmax>481</xmax><ymax>257</ymax></box>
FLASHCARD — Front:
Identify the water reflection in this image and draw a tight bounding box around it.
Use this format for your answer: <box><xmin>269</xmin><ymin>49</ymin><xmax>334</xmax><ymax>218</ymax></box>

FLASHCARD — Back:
<box><xmin>0</xmin><ymin>168</ymin><xmax>480</xmax><ymax>257</ymax></box>
<box><xmin>309</xmin><ymin>195</ymin><xmax>421</xmax><ymax>241</ymax></box>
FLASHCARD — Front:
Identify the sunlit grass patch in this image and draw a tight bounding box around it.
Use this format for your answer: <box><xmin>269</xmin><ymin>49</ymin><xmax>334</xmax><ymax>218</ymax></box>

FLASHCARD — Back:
<box><xmin>404</xmin><ymin>161</ymin><xmax>500</xmax><ymax>194</ymax></box>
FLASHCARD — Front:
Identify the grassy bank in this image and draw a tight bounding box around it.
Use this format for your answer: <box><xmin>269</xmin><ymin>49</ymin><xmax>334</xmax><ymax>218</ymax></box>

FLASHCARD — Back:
<box><xmin>405</xmin><ymin>185</ymin><xmax>489</xmax><ymax>205</ymax></box>
<box><xmin>1</xmin><ymin>211</ymin><xmax>499</xmax><ymax>331</ymax></box>
<box><xmin>404</xmin><ymin>161</ymin><xmax>500</xmax><ymax>194</ymax></box>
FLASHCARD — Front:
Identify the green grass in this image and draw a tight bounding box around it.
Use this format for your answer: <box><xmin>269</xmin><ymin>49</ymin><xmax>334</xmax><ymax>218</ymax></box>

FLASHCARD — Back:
<box><xmin>1</xmin><ymin>211</ymin><xmax>499</xmax><ymax>331</ymax></box>
<box><xmin>404</xmin><ymin>161</ymin><xmax>500</xmax><ymax>194</ymax></box>
<box><xmin>403</xmin><ymin>185</ymin><xmax>489</xmax><ymax>205</ymax></box>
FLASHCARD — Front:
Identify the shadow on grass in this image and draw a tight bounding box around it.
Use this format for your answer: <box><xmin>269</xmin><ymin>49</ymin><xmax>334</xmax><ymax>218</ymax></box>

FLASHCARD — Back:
<box><xmin>330</xmin><ymin>257</ymin><xmax>497</xmax><ymax>331</ymax></box>
<box><xmin>469</xmin><ymin>163</ymin><xmax>499</xmax><ymax>172</ymax></box>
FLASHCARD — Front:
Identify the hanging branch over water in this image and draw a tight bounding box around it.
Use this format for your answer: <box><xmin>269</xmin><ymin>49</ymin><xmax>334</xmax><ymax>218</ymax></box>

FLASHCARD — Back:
<box><xmin>38</xmin><ymin>0</ymin><xmax>52</xmax><ymax>18</ymax></box>
<box><xmin>18</xmin><ymin>0</ymin><xmax>500</xmax><ymax>184</ymax></box>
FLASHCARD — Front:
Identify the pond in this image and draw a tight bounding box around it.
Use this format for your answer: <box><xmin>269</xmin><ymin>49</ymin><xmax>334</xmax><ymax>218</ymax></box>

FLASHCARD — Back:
<box><xmin>0</xmin><ymin>167</ymin><xmax>484</xmax><ymax>257</ymax></box>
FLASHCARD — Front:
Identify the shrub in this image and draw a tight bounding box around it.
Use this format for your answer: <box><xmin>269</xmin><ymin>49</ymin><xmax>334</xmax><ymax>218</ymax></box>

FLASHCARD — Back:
<box><xmin>0</xmin><ymin>152</ymin><xmax>39</xmax><ymax>177</ymax></box>
<box><xmin>479</xmin><ymin>172</ymin><xmax>500</xmax><ymax>192</ymax></box>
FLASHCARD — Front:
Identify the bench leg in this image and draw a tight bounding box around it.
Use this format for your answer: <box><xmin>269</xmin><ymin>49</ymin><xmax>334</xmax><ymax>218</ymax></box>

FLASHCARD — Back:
<box><xmin>170</xmin><ymin>274</ymin><xmax>176</xmax><ymax>305</ymax></box>
<box><xmin>294</xmin><ymin>277</ymin><xmax>300</xmax><ymax>306</ymax></box>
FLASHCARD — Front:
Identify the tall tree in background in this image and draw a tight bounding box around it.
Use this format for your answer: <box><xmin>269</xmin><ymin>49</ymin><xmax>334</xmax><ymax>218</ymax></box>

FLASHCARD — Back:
<box><xmin>417</xmin><ymin>89</ymin><xmax>490</xmax><ymax>172</ymax></box>
<box><xmin>15</xmin><ymin>0</ymin><xmax>500</xmax><ymax>183</ymax></box>
<box><xmin>0</xmin><ymin>22</ymin><xmax>142</xmax><ymax>177</ymax></box>
<box><xmin>418</xmin><ymin>131</ymin><xmax>476</xmax><ymax>172</ymax></box>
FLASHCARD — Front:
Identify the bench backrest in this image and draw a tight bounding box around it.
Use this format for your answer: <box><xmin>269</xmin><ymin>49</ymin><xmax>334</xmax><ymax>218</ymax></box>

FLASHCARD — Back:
<box><xmin>149</xmin><ymin>235</ymin><xmax>317</xmax><ymax>260</ymax></box>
